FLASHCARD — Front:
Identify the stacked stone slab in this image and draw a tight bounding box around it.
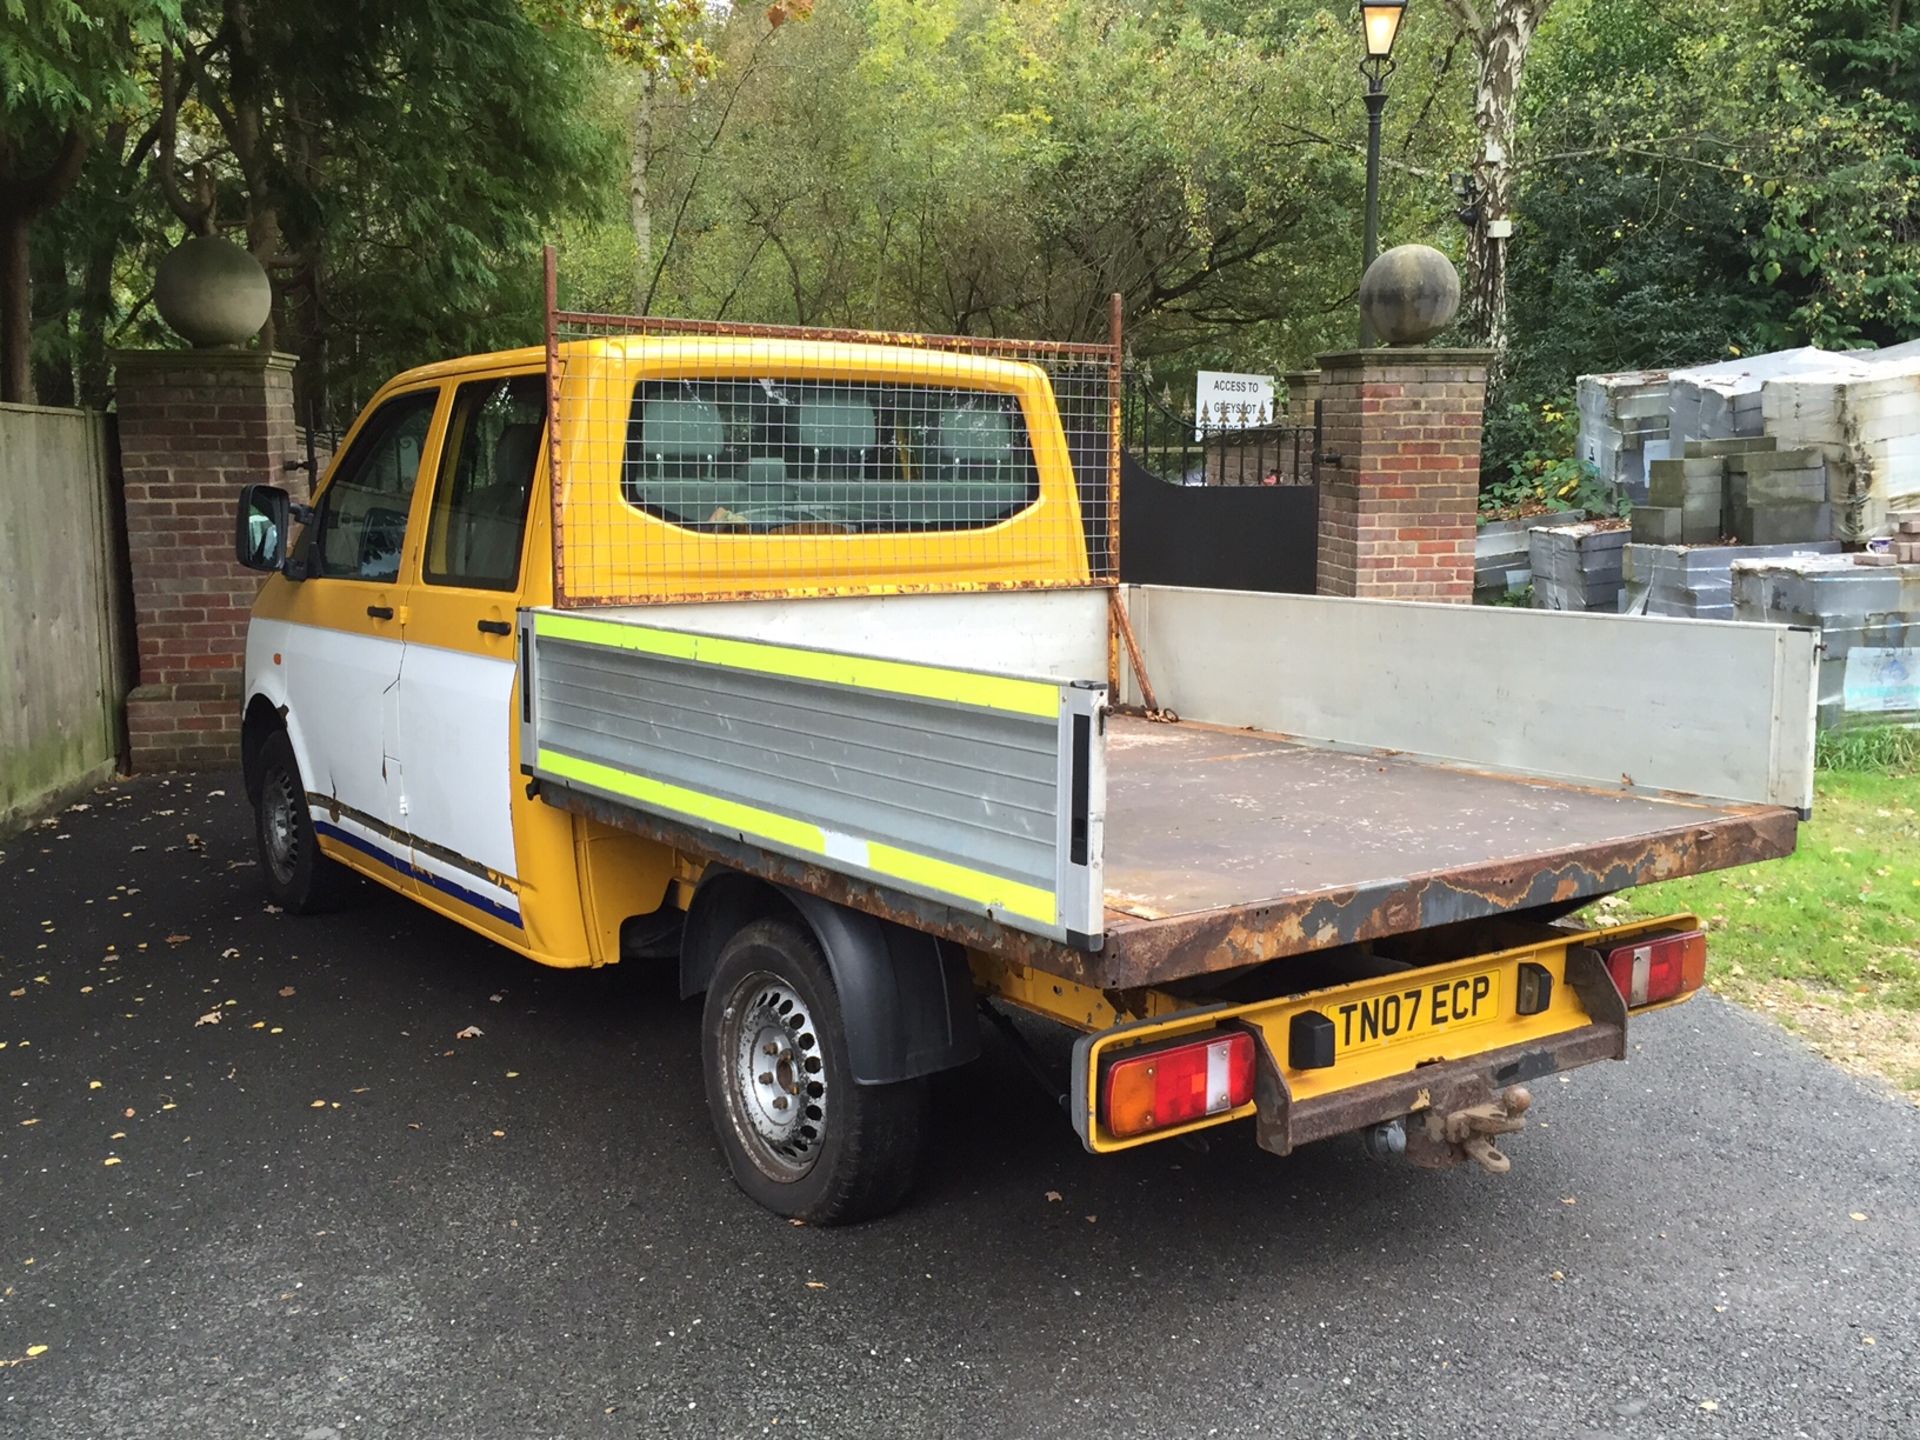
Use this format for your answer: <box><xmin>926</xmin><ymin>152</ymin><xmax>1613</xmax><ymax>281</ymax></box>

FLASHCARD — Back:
<box><xmin>1636</xmin><ymin>455</ymin><xmax>1726</xmax><ymax>543</ymax></box>
<box><xmin>1575</xmin><ymin>371</ymin><xmax>1670</xmax><ymax>502</ymax></box>
<box><xmin>1631</xmin><ymin>436</ymin><xmax>1833</xmax><ymax>547</ymax></box>
<box><xmin>1529</xmin><ymin>522</ymin><xmax>1629</xmax><ymax>612</ymax></box>
<box><xmin>1621</xmin><ymin>540</ymin><xmax>1842</xmax><ymax>619</ymax></box>
<box><xmin>1474</xmin><ymin>510</ymin><xmax>1584</xmax><ymax>603</ymax></box>
<box><xmin>1732</xmin><ymin>553</ymin><xmax>1920</xmax><ymax>730</ymax></box>
<box><xmin>1894</xmin><ymin>510</ymin><xmax>1920</xmax><ymax>563</ymax></box>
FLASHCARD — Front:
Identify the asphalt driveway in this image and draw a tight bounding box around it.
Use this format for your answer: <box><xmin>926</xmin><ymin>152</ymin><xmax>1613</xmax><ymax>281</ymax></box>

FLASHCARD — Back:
<box><xmin>2</xmin><ymin>775</ymin><xmax>1916</xmax><ymax>1439</ymax></box>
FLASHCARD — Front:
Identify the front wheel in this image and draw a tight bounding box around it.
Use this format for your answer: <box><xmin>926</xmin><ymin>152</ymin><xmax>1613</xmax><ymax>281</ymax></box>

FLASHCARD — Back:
<box><xmin>253</xmin><ymin>730</ymin><xmax>353</xmax><ymax>913</ymax></box>
<box><xmin>701</xmin><ymin>918</ymin><xmax>927</xmax><ymax>1224</ymax></box>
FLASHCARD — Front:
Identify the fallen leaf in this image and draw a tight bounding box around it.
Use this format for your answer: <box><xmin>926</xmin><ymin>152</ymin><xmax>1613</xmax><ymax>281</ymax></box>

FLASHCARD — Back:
<box><xmin>505</xmin><ymin>1071</ymin><xmax>520</xmax><ymax>1079</ymax></box>
<box><xmin>8</xmin><ymin>989</ymin><xmax>23</xmax><ymax>998</ymax></box>
<box><xmin>1699</xmin><ymin>1400</ymin><xmax>1719</xmax><ymax>1412</ymax></box>
<box><xmin>309</xmin><ymin>1100</ymin><xmax>327</xmax><ymax>1109</ymax></box>
<box><xmin>491</xmin><ymin>1129</ymin><xmax>506</xmax><ymax>1138</ymax></box>
<box><xmin>25</xmin><ymin>1345</ymin><xmax>47</xmax><ymax>1358</ymax></box>
<box><xmin>1850</xmin><ymin>1212</ymin><xmax>1869</xmax><ymax>1222</ymax></box>
<box><xmin>456</xmin><ymin>1025</ymin><xmax>483</xmax><ymax>1040</ymax></box>
<box><xmin>88</xmin><ymin>1079</ymin><xmax>102</xmax><ymax>1089</ymax></box>
<box><xmin>278</xmin><ymin>986</ymin><xmax>295</xmax><ymax>998</ymax></box>
<box><xmin>1561</xmin><ymin>1196</ymin><xmax>1578</xmax><ymax>1206</ymax></box>
<box><xmin>805</xmin><ymin>1281</ymin><xmax>826</xmax><ymax>1290</ymax></box>
<box><xmin>19</xmin><ymin>1119</ymin><xmax>39</xmax><ymax>1127</ymax></box>
<box><xmin>220</xmin><ymin>948</ymin><xmax>240</xmax><ymax>959</ymax></box>
<box><xmin>1549</xmin><ymin>1270</ymin><xmax>1565</xmax><ymax>1282</ymax></box>
<box><xmin>1085</xmin><ymin>1215</ymin><xmax>1097</xmax><ymax>1224</ymax></box>
<box><xmin>123</xmin><ymin>1107</ymin><xmax>135</xmax><ymax>1118</ymax></box>
<box><xmin>488</xmin><ymin>993</ymin><xmax>504</xmax><ymax>1003</ymax></box>
<box><xmin>1044</xmin><ymin>1190</ymin><xmax>1062</xmax><ymax>1203</ymax></box>
<box><xmin>194</xmin><ymin>1010</ymin><xmax>221</xmax><ymax>1027</ymax></box>
<box><xmin>102</xmin><ymin>1157</ymin><xmax>121</xmax><ymax>1167</ymax></box>
<box><xmin>165</xmin><ymin>934</ymin><xmax>190</xmax><ymax>945</ymax></box>
<box><xmin>789</xmin><ymin>1218</ymin><xmax>806</xmax><ymax>1227</ymax></box>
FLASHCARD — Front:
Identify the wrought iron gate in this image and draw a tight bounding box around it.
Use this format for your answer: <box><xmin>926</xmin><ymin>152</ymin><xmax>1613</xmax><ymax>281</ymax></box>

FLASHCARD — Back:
<box><xmin>1118</xmin><ymin>371</ymin><xmax>1321</xmax><ymax>595</ymax></box>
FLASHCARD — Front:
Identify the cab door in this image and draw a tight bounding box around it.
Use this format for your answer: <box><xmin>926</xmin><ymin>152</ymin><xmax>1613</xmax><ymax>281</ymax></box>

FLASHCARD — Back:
<box><xmin>275</xmin><ymin>386</ymin><xmax>443</xmax><ymax>876</ymax></box>
<box><xmin>392</xmin><ymin>372</ymin><xmax>547</xmax><ymax>934</ymax></box>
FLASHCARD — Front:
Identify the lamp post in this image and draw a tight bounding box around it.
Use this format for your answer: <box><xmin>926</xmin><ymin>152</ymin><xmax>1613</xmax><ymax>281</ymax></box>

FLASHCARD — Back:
<box><xmin>1358</xmin><ymin>1</ymin><xmax>1408</xmax><ymax>347</ymax></box>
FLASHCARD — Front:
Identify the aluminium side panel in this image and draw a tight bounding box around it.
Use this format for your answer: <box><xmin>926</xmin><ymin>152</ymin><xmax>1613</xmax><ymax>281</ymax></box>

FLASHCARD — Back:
<box><xmin>522</xmin><ymin>609</ymin><xmax>1106</xmax><ymax>947</ymax></box>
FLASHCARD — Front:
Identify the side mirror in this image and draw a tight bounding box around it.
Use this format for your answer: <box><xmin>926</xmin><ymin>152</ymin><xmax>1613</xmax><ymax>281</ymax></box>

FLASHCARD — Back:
<box><xmin>236</xmin><ymin>482</ymin><xmax>291</xmax><ymax>572</ymax></box>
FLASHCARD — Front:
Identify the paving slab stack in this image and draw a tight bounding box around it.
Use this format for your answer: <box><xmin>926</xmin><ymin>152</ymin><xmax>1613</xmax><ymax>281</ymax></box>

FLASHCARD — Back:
<box><xmin>1621</xmin><ymin>540</ymin><xmax>1843</xmax><ymax>619</ymax></box>
<box><xmin>1732</xmin><ymin>549</ymin><xmax>1920</xmax><ymax>730</ymax></box>
<box><xmin>1630</xmin><ymin>436</ymin><xmax>1833</xmax><ymax>549</ymax></box>
<box><xmin>1474</xmin><ymin>510</ymin><xmax>1584</xmax><ymax>603</ymax></box>
<box><xmin>1529</xmin><ymin>522</ymin><xmax>1629</xmax><ymax>612</ymax></box>
<box><xmin>1575</xmin><ymin>372</ymin><xmax>1670</xmax><ymax>502</ymax></box>
<box><xmin>1765</xmin><ymin>353</ymin><xmax>1920</xmax><ymax>543</ymax></box>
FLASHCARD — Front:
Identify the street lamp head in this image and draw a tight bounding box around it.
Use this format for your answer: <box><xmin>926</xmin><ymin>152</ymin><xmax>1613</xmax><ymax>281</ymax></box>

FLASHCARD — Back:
<box><xmin>1361</xmin><ymin>1</ymin><xmax>1408</xmax><ymax>60</ymax></box>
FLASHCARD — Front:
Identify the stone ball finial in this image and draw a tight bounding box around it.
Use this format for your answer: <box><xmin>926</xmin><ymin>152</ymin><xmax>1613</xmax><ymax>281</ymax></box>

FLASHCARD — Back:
<box><xmin>1358</xmin><ymin>244</ymin><xmax>1461</xmax><ymax>346</ymax></box>
<box><xmin>155</xmin><ymin>235</ymin><xmax>272</xmax><ymax>347</ymax></box>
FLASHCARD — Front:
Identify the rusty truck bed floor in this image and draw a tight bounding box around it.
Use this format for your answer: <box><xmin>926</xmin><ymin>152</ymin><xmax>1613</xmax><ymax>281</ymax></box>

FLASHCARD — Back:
<box><xmin>1096</xmin><ymin>716</ymin><xmax>1798</xmax><ymax>986</ymax></box>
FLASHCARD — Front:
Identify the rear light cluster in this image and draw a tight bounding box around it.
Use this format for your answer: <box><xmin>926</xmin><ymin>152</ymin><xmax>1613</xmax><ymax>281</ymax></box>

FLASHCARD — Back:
<box><xmin>1603</xmin><ymin>928</ymin><xmax>1707</xmax><ymax>1007</ymax></box>
<box><xmin>1102</xmin><ymin>1031</ymin><xmax>1254</xmax><ymax>1138</ymax></box>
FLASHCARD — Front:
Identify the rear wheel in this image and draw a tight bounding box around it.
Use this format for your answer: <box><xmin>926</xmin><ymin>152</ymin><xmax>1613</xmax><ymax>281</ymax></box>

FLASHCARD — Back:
<box><xmin>254</xmin><ymin>730</ymin><xmax>352</xmax><ymax>913</ymax></box>
<box><xmin>701</xmin><ymin>917</ymin><xmax>927</xmax><ymax>1224</ymax></box>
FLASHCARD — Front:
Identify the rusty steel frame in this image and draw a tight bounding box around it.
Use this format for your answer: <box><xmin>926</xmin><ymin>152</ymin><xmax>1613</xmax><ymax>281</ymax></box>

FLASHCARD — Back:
<box><xmin>539</xmin><ymin>775</ymin><xmax>1798</xmax><ymax>992</ymax></box>
<box><xmin>538</xmin><ymin>245</ymin><xmax>1124</xmax><ymax>613</ymax></box>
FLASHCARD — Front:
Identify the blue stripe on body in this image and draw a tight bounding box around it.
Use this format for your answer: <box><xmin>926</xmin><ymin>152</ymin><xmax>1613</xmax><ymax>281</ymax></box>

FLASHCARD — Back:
<box><xmin>312</xmin><ymin>819</ymin><xmax>523</xmax><ymax>927</ymax></box>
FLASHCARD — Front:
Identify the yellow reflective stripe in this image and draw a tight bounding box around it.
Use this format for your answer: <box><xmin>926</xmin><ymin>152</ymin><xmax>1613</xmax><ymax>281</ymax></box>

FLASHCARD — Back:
<box><xmin>537</xmin><ymin>748</ymin><xmax>1058</xmax><ymax>928</ymax></box>
<box><xmin>532</xmin><ymin>611</ymin><xmax>1059</xmax><ymax>718</ymax></box>
<box><xmin>539</xmin><ymin>749</ymin><xmax>829</xmax><ymax>855</ymax></box>
<box><xmin>867</xmin><ymin>842</ymin><xmax>1057</xmax><ymax>927</ymax></box>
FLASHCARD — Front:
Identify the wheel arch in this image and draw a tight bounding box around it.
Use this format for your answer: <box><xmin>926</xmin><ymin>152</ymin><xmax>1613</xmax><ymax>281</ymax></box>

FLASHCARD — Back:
<box><xmin>241</xmin><ymin>693</ymin><xmax>288</xmax><ymax>803</ymax></box>
<box><xmin>681</xmin><ymin>867</ymin><xmax>980</xmax><ymax>1085</ymax></box>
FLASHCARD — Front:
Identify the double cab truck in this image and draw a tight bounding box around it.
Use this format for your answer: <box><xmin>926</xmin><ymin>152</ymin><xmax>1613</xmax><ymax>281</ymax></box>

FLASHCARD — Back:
<box><xmin>233</xmin><ymin>289</ymin><xmax>1817</xmax><ymax>1222</ymax></box>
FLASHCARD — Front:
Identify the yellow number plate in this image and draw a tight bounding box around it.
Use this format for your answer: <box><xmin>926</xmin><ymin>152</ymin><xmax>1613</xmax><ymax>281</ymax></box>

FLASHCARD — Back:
<box><xmin>1329</xmin><ymin>968</ymin><xmax>1502</xmax><ymax>1056</ymax></box>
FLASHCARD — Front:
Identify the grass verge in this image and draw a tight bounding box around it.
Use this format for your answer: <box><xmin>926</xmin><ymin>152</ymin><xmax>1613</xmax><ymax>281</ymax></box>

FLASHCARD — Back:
<box><xmin>1601</xmin><ymin>739</ymin><xmax>1919</xmax><ymax>1098</ymax></box>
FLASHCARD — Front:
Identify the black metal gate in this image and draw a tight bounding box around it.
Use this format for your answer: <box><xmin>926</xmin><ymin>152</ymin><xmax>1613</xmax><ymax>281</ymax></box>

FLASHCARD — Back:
<box><xmin>1118</xmin><ymin>371</ymin><xmax>1320</xmax><ymax>594</ymax></box>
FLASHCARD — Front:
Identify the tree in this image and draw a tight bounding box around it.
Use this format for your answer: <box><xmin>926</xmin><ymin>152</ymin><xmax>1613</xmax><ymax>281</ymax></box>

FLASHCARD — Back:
<box><xmin>0</xmin><ymin>0</ymin><xmax>175</xmax><ymax>403</ymax></box>
<box><xmin>1439</xmin><ymin>0</ymin><xmax>1553</xmax><ymax>358</ymax></box>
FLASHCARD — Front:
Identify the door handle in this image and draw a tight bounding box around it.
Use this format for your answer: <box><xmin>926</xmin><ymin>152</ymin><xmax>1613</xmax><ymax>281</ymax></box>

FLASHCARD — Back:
<box><xmin>477</xmin><ymin>619</ymin><xmax>512</xmax><ymax>636</ymax></box>
<box><xmin>366</xmin><ymin>605</ymin><xmax>394</xmax><ymax>620</ymax></box>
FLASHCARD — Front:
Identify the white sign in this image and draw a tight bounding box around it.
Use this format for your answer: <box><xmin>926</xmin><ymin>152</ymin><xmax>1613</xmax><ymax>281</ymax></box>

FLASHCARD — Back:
<box><xmin>1194</xmin><ymin>370</ymin><xmax>1276</xmax><ymax>438</ymax></box>
<box><xmin>1842</xmin><ymin>646</ymin><xmax>1920</xmax><ymax>714</ymax></box>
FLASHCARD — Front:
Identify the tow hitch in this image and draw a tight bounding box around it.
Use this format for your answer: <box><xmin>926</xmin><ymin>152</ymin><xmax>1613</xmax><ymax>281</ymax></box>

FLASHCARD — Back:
<box><xmin>1405</xmin><ymin>1086</ymin><xmax>1533</xmax><ymax>1174</ymax></box>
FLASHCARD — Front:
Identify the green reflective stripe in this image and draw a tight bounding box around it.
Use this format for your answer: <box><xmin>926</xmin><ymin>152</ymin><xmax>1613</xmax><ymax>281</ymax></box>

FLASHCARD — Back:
<box><xmin>532</xmin><ymin>610</ymin><xmax>1059</xmax><ymax>718</ymax></box>
<box><xmin>537</xmin><ymin>748</ymin><xmax>1059</xmax><ymax>928</ymax></box>
<box><xmin>868</xmin><ymin>842</ymin><xmax>1057</xmax><ymax>927</ymax></box>
<box><xmin>538</xmin><ymin>749</ymin><xmax>827</xmax><ymax>855</ymax></box>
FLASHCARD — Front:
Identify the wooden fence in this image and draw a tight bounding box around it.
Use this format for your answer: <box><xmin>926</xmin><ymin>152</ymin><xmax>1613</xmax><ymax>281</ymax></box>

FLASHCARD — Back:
<box><xmin>0</xmin><ymin>403</ymin><xmax>131</xmax><ymax>832</ymax></box>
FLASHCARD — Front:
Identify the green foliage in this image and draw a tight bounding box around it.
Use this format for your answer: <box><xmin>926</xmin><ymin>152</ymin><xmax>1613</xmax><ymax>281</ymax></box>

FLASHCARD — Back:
<box><xmin>1479</xmin><ymin>393</ymin><xmax>1625</xmax><ymax>516</ymax></box>
<box><xmin>1816</xmin><ymin>725</ymin><xmax>1920</xmax><ymax>776</ymax></box>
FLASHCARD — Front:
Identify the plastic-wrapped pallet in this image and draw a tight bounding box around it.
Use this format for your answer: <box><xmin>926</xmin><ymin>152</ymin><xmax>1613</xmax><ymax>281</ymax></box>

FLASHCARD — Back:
<box><xmin>1668</xmin><ymin>348</ymin><xmax>1858</xmax><ymax>446</ymax></box>
<box><xmin>1529</xmin><ymin>523</ymin><xmax>1629</xmax><ymax>612</ymax></box>
<box><xmin>1576</xmin><ymin>372</ymin><xmax>1670</xmax><ymax>502</ymax></box>
<box><xmin>1732</xmin><ymin>553</ymin><xmax>1920</xmax><ymax>730</ymax></box>
<box><xmin>1473</xmin><ymin>511</ymin><xmax>1584</xmax><ymax>603</ymax></box>
<box><xmin>1763</xmin><ymin>351</ymin><xmax>1920</xmax><ymax>543</ymax></box>
<box><xmin>1620</xmin><ymin>540</ymin><xmax>1843</xmax><ymax>619</ymax></box>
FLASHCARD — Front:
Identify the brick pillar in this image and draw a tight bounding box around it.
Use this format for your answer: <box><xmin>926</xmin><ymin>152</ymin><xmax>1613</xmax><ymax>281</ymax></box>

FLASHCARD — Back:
<box><xmin>113</xmin><ymin>349</ymin><xmax>297</xmax><ymax>769</ymax></box>
<box><xmin>1315</xmin><ymin>347</ymin><xmax>1491</xmax><ymax>603</ymax></box>
<box><xmin>1280</xmin><ymin>368</ymin><xmax>1321</xmax><ymax>426</ymax></box>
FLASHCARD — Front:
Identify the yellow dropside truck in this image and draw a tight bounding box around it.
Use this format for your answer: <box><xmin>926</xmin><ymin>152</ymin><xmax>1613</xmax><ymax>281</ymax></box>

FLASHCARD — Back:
<box><xmin>234</xmin><ymin>317</ymin><xmax>1817</xmax><ymax>1223</ymax></box>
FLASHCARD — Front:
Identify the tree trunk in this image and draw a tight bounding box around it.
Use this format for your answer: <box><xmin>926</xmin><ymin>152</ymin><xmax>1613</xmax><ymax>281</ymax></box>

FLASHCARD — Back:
<box><xmin>631</xmin><ymin>72</ymin><xmax>656</xmax><ymax>313</ymax></box>
<box><xmin>1455</xmin><ymin>0</ymin><xmax>1548</xmax><ymax>359</ymax></box>
<box><xmin>0</xmin><ymin>211</ymin><xmax>33</xmax><ymax>405</ymax></box>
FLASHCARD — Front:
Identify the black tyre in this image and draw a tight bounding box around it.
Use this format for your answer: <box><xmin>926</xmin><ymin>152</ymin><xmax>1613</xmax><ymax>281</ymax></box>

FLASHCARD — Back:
<box><xmin>253</xmin><ymin>729</ymin><xmax>353</xmax><ymax>913</ymax></box>
<box><xmin>701</xmin><ymin>918</ymin><xmax>928</xmax><ymax>1224</ymax></box>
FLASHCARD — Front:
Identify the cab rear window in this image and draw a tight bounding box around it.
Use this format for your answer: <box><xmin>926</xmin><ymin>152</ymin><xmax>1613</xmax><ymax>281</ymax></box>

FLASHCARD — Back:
<box><xmin>622</xmin><ymin>377</ymin><xmax>1039</xmax><ymax>533</ymax></box>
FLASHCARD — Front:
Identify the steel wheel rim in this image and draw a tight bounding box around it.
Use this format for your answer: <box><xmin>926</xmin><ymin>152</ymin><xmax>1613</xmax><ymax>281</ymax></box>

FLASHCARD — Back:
<box><xmin>721</xmin><ymin>969</ymin><xmax>829</xmax><ymax>1181</ymax></box>
<box><xmin>263</xmin><ymin>767</ymin><xmax>301</xmax><ymax>886</ymax></box>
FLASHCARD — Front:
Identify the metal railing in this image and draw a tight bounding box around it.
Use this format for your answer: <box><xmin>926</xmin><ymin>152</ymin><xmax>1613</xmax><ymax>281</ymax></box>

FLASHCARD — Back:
<box><xmin>1121</xmin><ymin>371</ymin><xmax>1319</xmax><ymax>489</ymax></box>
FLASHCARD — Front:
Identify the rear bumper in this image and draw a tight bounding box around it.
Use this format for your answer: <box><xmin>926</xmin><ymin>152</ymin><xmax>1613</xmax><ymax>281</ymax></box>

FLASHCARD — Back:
<box><xmin>1250</xmin><ymin>1016</ymin><xmax>1625</xmax><ymax>1157</ymax></box>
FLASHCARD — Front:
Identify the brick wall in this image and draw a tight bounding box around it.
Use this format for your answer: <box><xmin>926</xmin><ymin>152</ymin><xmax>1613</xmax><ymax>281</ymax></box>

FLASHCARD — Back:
<box><xmin>1314</xmin><ymin>348</ymin><xmax>1491</xmax><ymax>603</ymax></box>
<box><xmin>113</xmin><ymin>349</ymin><xmax>296</xmax><ymax>769</ymax></box>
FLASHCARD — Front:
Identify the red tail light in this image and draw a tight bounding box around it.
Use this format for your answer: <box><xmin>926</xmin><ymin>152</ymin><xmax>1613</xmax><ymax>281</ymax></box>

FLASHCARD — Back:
<box><xmin>1604</xmin><ymin>929</ymin><xmax>1707</xmax><ymax>1007</ymax></box>
<box><xmin>1101</xmin><ymin>1031</ymin><xmax>1255</xmax><ymax>1138</ymax></box>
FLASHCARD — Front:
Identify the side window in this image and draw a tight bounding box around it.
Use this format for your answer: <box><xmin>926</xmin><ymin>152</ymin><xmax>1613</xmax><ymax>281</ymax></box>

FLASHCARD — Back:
<box><xmin>312</xmin><ymin>391</ymin><xmax>438</xmax><ymax>581</ymax></box>
<box><xmin>423</xmin><ymin>375</ymin><xmax>547</xmax><ymax>590</ymax></box>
